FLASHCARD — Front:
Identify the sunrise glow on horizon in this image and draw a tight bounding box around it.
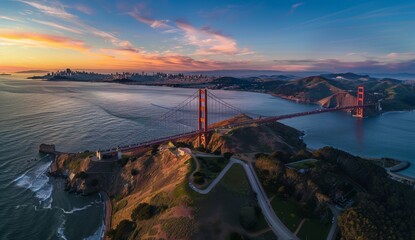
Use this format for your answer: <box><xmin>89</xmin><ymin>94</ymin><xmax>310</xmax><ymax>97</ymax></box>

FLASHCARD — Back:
<box><xmin>0</xmin><ymin>0</ymin><xmax>414</xmax><ymax>73</ymax></box>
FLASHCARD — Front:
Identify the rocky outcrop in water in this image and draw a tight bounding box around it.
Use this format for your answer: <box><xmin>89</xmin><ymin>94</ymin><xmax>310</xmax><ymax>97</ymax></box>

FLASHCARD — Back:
<box><xmin>39</xmin><ymin>144</ymin><xmax>56</xmax><ymax>154</ymax></box>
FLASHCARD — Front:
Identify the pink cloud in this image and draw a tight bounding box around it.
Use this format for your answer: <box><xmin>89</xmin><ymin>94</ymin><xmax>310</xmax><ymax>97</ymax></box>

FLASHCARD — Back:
<box><xmin>176</xmin><ymin>21</ymin><xmax>253</xmax><ymax>56</ymax></box>
<box><xmin>129</xmin><ymin>10</ymin><xmax>171</xmax><ymax>29</ymax></box>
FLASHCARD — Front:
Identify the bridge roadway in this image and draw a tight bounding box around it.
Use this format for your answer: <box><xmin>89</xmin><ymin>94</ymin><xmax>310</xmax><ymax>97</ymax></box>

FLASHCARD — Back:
<box><xmin>99</xmin><ymin>104</ymin><xmax>374</xmax><ymax>155</ymax></box>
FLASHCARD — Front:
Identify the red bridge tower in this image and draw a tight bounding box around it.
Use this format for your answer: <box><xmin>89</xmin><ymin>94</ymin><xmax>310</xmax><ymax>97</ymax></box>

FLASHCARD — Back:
<box><xmin>198</xmin><ymin>89</ymin><xmax>208</xmax><ymax>146</ymax></box>
<box><xmin>355</xmin><ymin>86</ymin><xmax>365</xmax><ymax>118</ymax></box>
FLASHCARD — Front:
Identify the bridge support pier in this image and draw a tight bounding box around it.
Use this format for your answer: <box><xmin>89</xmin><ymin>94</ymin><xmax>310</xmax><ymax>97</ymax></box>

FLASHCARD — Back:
<box><xmin>96</xmin><ymin>151</ymin><xmax>102</xmax><ymax>160</ymax></box>
<box><xmin>354</xmin><ymin>86</ymin><xmax>365</xmax><ymax>118</ymax></box>
<box><xmin>198</xmin><ymin>89</ymin><xmax>208</xmax><ymax>147</ymax></box>
<box><xmin>116</xmin><ymin>147</ymin><xmax>122</xmax><ymax>160</ymax></box>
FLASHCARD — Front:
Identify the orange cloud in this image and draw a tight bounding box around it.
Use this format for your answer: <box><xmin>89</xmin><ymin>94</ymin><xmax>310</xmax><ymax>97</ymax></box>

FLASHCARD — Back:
<box><xmin>0</xmin><ymin>31</ymin><xmax>89</xmax><ymax>51</ymax></box>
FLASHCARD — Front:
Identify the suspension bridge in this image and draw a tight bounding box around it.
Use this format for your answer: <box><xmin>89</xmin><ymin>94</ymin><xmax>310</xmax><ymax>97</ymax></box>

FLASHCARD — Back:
<box><xmin>96</xmin><ymin>87</ymin><xmax>375</xmax><ymax>160</ymax></box>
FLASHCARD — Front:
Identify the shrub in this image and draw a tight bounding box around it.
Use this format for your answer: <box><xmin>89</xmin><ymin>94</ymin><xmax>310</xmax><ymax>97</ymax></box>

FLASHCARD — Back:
<box><xmin>208</xmin><ymin>163</ymin><xmax>221</xmax><ymax>173</ymax></box>
<box><xmin>213</xmin><ymin>150</ymin><xmax>221</xmax><ymax>155</ymax></box>
<box><xmin>194</xmin><ymin>176</ymin><xmax>204</xmax><ymax>185</ymax></box>
<box><xmin>223</xmin><ymin>152</ymin><xmax>234</xmax><ymax>159</ymax></box>
<box><xmin>175</xmin><ymin>142</ymin><xmax>193</xmax><ymax>149</ymax></box>
<box><xmin>75</xmin><ymin>171</ymin><xmax>88</xmax><ymax>179</ymax></box>
<box><xmin>131</xmin><ymin>203</ymin><xmax>155</xmax><ymax>221</ymax></box>
<box><xmin>118</xmin><ymin>156</ymin><xmax>129</xmax><ymax>167</ymax></box>
<box><xmin>193</xmin><ymin>172</ymin><xmax>205</xmax><ymax>185</ymax></box>
<box><xmin>254</xmin><ymin>153</ymin><xmax>269</xmax><ymax>159</ymax></box>
<box><xmin>131</xmin><ymin>168</ymin><xmax>138</xmax><ymax>176</ymax></box>
<box><xmin>151</xmin><ymin>145</ymin><xmax>159</xmax><ymax>155</ymax></box>
<box><xmin>229</xmin><ymin>232</ymin><xmax>246</xmax><ymax>240</ymax></box>
<box><xmin>195</xmin><ymin>146</ymin><xmax>206</xmax><ymax>152</ymax></box>
<box><xmin>90</xmin><ymin>179</ymin><xmax>99</xmax><ymax>187</ymax></box>
<box><xmin>107</xmin><ymin>220</ymin><xmax>135</xmax><ymax>240</ymax></box>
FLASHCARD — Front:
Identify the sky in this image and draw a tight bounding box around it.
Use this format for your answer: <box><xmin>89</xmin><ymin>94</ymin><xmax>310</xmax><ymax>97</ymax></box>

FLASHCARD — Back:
<box><xmin>0</xmin><ymin>0</ymin><xmax>414</xmax><ymax>73</ymax></box>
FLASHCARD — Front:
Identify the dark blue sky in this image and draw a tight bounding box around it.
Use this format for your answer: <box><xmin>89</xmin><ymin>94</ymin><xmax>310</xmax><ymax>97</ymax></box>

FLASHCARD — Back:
<box><xmin>0</xmin><ymin>0</ymin><xmax>414</xmax><ymax>73</ymax></box>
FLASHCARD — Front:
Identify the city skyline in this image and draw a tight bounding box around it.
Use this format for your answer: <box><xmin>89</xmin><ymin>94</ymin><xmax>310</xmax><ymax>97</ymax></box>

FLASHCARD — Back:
<box><xmin>0</xmin><ymin>0</ymin><xmax>414</xmax><ymax>73</ymax></box>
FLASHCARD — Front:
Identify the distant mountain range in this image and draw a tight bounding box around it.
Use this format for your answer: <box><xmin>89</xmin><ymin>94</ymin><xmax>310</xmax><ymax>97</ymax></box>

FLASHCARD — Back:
<box><xmin>184</xmin><ymin>69</ymin><xmax>326</xmax><ymax>78</ymax></box>
<box><xmin>15</xmin><ymin>70</ymin><xmax>48</xmax><ymax>74</ymax></box>
<box><xmin>32</xmin><ymin>69</ymin><xmax>415</xmax><ymax>113</ymax></box>
<box><xmin>184</xmin><ymin>70</ymin><xmax>415</xmax><ymax>80</ymax></box>
<box><xmin>205</xmin><ymin>73</ymin><xmax>415</xmax><ymax>112</ymax></box>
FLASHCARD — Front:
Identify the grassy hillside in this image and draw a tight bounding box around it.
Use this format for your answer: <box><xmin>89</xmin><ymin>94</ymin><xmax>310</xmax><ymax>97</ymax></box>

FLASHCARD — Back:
<box><xmin>272</xmin><ymin>74</ymin><xmax>415</xmax><ymax>111</ymax></box>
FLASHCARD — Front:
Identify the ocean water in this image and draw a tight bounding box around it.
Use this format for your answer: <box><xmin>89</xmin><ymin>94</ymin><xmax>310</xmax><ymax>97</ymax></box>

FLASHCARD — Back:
<box><xmin>0</xmin><ymin>75</ymin><xmax>414</xmax><ymax>239</ymax></box>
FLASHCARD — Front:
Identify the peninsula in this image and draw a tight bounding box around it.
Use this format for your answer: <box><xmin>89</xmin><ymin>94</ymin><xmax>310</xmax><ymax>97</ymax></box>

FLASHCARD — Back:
<box><xmin>46</xmin><ymin>115</ymin><xmax>415</xmax><ymax>240</ymax></box>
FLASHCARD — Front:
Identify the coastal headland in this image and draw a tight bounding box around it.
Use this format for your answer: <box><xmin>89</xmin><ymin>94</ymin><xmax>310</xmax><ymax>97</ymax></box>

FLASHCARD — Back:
<box><xmin>45</xmin><ymin>115</ymin><xmax>415</xmax><ymax>240</ymax></box>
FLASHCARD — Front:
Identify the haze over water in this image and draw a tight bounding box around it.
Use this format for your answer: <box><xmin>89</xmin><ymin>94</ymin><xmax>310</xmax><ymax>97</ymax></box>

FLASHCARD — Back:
<box><xmin>0</xmin><ymin>75</ymin><xmax>414</xmax><ymax>239</ymax></box>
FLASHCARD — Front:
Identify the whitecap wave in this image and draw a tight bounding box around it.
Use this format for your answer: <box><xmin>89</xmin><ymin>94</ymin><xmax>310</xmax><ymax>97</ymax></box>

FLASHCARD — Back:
<box><xmin>57</xmin><ymin>203</ymin><xmax>95</xmax><ymax>214</ymax></box>
<box><xmin>14</xmin><ymin>161</ymin><xmax>53</xmax><ymax>207</ymax></box>
<box><xmin>57</xmin><ymin>217</ymin><xmax>68</xmax><ymax>240</ymax></box>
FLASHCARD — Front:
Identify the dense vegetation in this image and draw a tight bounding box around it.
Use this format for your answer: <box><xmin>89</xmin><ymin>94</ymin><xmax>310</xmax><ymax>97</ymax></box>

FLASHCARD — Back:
<box><xmin>315</xmin><ymin>147</ymin><xmax>415</xmax><ymax>240</ymax></box>
<box><xmin>254</xmin><ymin>146</ymin><xmax>415</xmax><ymax>239</ymax></box>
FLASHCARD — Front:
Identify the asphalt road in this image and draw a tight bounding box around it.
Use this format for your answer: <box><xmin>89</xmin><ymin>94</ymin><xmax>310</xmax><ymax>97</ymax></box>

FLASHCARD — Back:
<box><xmin>326</xmin><ymin>205</ymin><xmax>341</xmax><ymax>240</ymax></box>
<box><xmin>188</xmin><ymin>154</ymin><xmax>298</xmax><ymax>240</ymax></box>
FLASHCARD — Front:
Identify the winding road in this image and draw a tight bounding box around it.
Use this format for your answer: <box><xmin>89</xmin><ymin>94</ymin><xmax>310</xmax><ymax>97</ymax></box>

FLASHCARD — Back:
<box><xmin>187</xmin><ymin>152</ymin><xmax>298</xmax><ymax>240</ymax></box>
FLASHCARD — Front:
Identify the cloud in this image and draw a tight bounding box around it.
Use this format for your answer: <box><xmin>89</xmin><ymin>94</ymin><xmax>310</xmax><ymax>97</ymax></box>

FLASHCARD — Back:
<box><xmin>289</xmin><ymin>2</ymin><xmax>303</xmax><ymax>14</ymax></box>
<box><xmin>175</xmin><ymin>21</ymin><xmax>253</xmax><ymax>56</ymax></box>
<box><xmin>0</xmin><ymin>16</ymin><xmax>21</xmax><ymax>22</ymax></box>
<box><xmin>16</xmin><ymin>0</ymin><xmax>76</xmax><ymax>21</ymax></box>
<box><xmin>0</xmin><ymin>31</ymin><xmax>89</xmax><ymax>51</ymax></box>
<box><xmin>73</xmin><ymin>4</ymin><xmax>93</xmax><ymax>15</ymax></box>
<box><xmin>129</xmin><ymin>10</ymin><xmax>171</xmax><ymax>29</ymax></box>
<box><xmin>32</xmin><ymin>19</ymin><xmax>83</xmax><ymax>34</ymax></box>
<box><xmin>18</xmin><ymin>0</ymin><xmax>139</xmax><ymax>52</ymax></box>
<box><xmin>128</xmin><ymin>8</ymin><xmax>253</xmax><ymax>56</ymax></box>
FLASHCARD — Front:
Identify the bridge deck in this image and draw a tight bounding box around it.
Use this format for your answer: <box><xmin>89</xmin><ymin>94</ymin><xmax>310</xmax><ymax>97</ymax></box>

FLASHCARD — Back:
<box><xmin>98</xmin><ymin>104</ymin><xmax>375</xmax><ymax>154</ymax></box>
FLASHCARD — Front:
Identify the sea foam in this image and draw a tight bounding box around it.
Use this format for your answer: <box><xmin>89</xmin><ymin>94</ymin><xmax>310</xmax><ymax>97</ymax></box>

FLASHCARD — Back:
<box><xmin>14</xmin><ymin>160</ymin><xmax>53</xmax><ymax>208</ymax></box>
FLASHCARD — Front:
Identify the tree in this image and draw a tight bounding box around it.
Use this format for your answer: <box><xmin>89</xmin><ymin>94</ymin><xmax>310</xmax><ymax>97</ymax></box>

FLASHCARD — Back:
<box><xmin>131</xmin><ymin>203</ymin><xmax>155</xmax><ymax>221</ymax></box>
<box><xmin>195</xmin><ymin>146</ymin><xmax>206</xmax><ymax>152</ymax></box>
<box><xmin>75</xmin><ymin>171</ymin><xmax>88</xmax><ymax>179</ymax></box>
<box><xmin>90</xmin><ymin>178</ymin><xmax>99</xmax><ymax>187</ymax></box>
<box><xmin>108</xmin><ymin>220</ymin><xmax>135</xmax><ymax>240</ymax></box>
<box><xmin>229</xmin><ymin>232</ymin><xmax>246</xmax><ymax>240</ymax></box>
<box><xmin>223</xmin><ymin>152</ymin><xmax>234</xmax><ymax>159</ymax></box>
<box><xmin>193</xmin><ymin>172</ymin><xmax>205</xmax><ymax>185</ymax></box>
<box><xmin>130</xmin><ymin>168</ymin><xmax>138</xmax><ymax>176</ymax></box>
<box><xmin>151</xmin><ymin>145</ymin><xmax>159</xmax><ymax>155</ymax></box>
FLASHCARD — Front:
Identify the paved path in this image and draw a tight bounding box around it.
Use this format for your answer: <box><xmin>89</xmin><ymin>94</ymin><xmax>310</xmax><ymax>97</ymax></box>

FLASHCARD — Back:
<box><xmin>294</xmin><ymin>219</ymin><xmax>306</xmax><ymax>235</ymax></box>
<box><xmin>244</xmin><ymin>161</ymin><xmax>298</xmax><ymax>240</ymax></box>
<box><xmin>326</xmin><ymin>205</ymin><xmax>341</xmax><ymax>240</ymax></box>
<box><xmin>188</xmin><ymin>154</ymin><xmax>298</xmax><ymax>240</ymax></box>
